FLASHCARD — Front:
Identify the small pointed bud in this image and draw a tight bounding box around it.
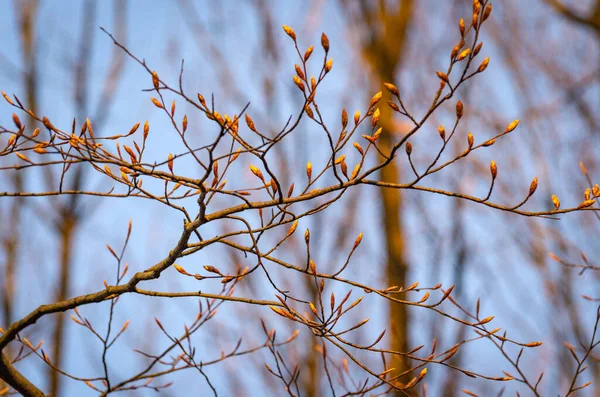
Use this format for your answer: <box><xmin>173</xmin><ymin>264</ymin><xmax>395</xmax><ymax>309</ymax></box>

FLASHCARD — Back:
<box><xmin>287</xmin><ymin>220</ymin><xmax>298</xmax><ymax>237</ymax></box>
<box><xmin>246</xmin><ymin>114</ymin><xmax>257</xmax><ymax>132</ymax></box>
<box><xmin>293</xmin><ymin>75</ymin><xmax>305</xmax><ymax>92</ymax></box>
<box><xmin>325</xmin><ymin>59</ymin><xmax>333</xmax><ymax>73</ymax></box>
<box><xmin>174</xmin><ymin>264</ymin><xmax>188</xmax><ymax>275</ymax></box>
<box><xmin>467</xmin><ymin>133</ymin><xmax>474</xmax><ymax>149</ymax></box>
<box><xmin>372</xmin><ymin>108</ymin><xmax>380</xmax><ymax>127</ymax></box>
<box><xmin>282</xmin><ymin>25</ymin><xmax>296</xmax><ymax>41</ymax></box>
<box><xmin>584</xmin><ymin>188</ymin><xmax>591</xmax><ymax>201</ymax></box>
<box><xmin>351</xmin><ymin>163</ymin><xmax>361</xmax><ymax>179</ymax></box>
<box><xmin>321</xmin><ymin>32</ymin><xmax>329</xmax><ymax>52</ymax></box>
<box><xmin>490</xmin><ymin>160</ymin><xmax>497</xmax><ymax>179</ymax></box>
<box><xmin>151</xmin><ymin>97</ymin><xmax>163</xmax><ymax>109</ymax></box>
<box><xmin>353</xmin><ymin>233</ymin><xmax>363</xmax><ymax>249</ymax></box>
<box><xmin>384</xmin><ymin>82</ymin><xmax>399</xmax><ymax>96</ymax></box>
<box><xmin>482</xmin><ymin>4</ymin><xmax>492</xmax><ymax>21</ymax></box>
<box><xmin>353</xmin><ymin>142</ymin><xmax>364</xmax><ymax>156</ymax></box>
<box><xmin>473</xmin><ymin>42</ymin><xmax>483</xmax><ymax>56</ymax></box>
<box><xmin>369</xmin><ymin>91</ymin><xmax>383</xmax><ymax>108</ymax></box>
<box><xmin>2</xmin><ymin>91</ymin><xmax>15</xmax><ymax>105</ymax></box>
<box><xmin>505</xmin><ymin>119</ymin><xmax>519</xmax><ymax>133</ymax></box>
<box><xmin>482</xmin><ymin>139</ymin><xmax>495</xmax><ymax>147</ymax></box>
<box><xmin>578</xmin><ymin>199</ymin><xmax>596</xmax><ymax>209</ymax></box>
<box><xmin>305</xmin><ymin>229</ymin><xmax>310</xmax><ymax>245</ymax></box>
<box><xmin>340</xmin><ymin>160</ymin><xmax>348</xmax><ymax>178</ymax></box>
<box><xmin>304</xmin><ymin>45</ymin><xmax>314</xmax><ymax>62</ymax></box>
<box><xmin>341</xmin><ymin>108</ymin><xmax>348</xmax><ymax>128</ymax></box>
<box><xmin>529</xmin><ymin>177</ymin><xmax>538</xmax><ymax>196</ymax></box>
<box><xmin>306</xmin><ymin>161</ymin><xmax>312</xmax><ymax>180</ymax></box>
<box><xmin>456</xmin><ymin>100</ymin><xmax>464</xmax><ymax>119</ymax></box>
<box><xmin>592</xmin><ymin>184</ymin><xmax>600</xmax><ymax>197</ymax></box>
<box><xmin>197</xmin><ymin>93</ymin><xmax>206</xmax><ymax>107</ymax></box>
<box><xmin>152</xmin><ymin>71</ymin><xmax>159</xmax><ymax>89</ymax></box>
<box><xmin>305</xmin><ymin>105</ymin><xmax>314</xmax><ymax>119</ymax></box>
<box><xmin>249</xmin><ymin>165</ymin><xmax>265</xmax><ymax>182</ymax></box>
<box><xmin>437</xmin><ymin>71</ymin><xmax>450</xmax><ymax>83</ymax></box>
<box><xmin>294</xmin><ymin>64</ymin><xmax>305</xmax><ymax>80</ymax></box>
<box><xmin>334</xmin><ymin>155</ymin><xmax>346</xmax><ymax>165</ymax></box>
<box><xmin>478</xmin><ymin>57</ymin><xmax>490</xmax><ymax>72</ymax></box>
<box><xmin>438</xmin><ymin>125</ymin><xmax>446</xmax><ymax>141</ymax></box>
<box><xmin>457</xmin><ymin>48</ymin><xmax>471</xmax><ymax>61</ymax></box>
<box><xmin>143</xmin><ymin>121</ymin><xmax>150</xmax><ymax>140</ymax></box>
<box><xmin>167</xmin><ymin>153</ymin><xmax>174</xmax><ymax>173</ymax></box>
<box><xmin>451</xmin><ymin>45</ymin><xmax>460</xmax><ymax>59</ymax></box>
<box><xmin>354</xmin><ymin>110</ymin><xmax>360</xmax><ymax>126</ymax></box>
<box><xmin>387</xmin><ymin>101</ymin><xmax>400</xmax><ymax>112</ymax></box>
<box><xmin>309</xmin><ymin>302</ymin><xmax>318</xmax><ymax>316</ymax></box>
<box><xmin>12</xmin><ymin>113</ymin><xmax>21</xmax><ymax>129</ymax></box>
<box><xmin>551</xmin><ymin>194</ymin><xmax>560</xmax><ymax>210</ymax></box>
<box><xmin>406</xmin><ymin>142</ymin><xmax>413</xmax><ymax>155</ymax></box>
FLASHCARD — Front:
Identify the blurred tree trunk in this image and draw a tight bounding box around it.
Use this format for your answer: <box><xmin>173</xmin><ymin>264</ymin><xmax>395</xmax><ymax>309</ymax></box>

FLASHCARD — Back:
<box><xmin>342</xmin><ymin>0</ymin><xmax>415</xmax><ymax>390</ymax></box>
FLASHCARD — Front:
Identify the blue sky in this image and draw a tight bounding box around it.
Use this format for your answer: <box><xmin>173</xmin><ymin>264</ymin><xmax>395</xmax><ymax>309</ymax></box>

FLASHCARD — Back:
<box><xmin>1</xmin><ymin>1</ymin><xmax>599</xmax><ymax>395</ymax></box>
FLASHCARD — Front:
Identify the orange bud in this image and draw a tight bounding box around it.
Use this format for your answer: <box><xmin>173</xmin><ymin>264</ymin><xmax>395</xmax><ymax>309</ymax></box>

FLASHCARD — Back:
<box><xmin>478</xmin><ymin>57</ymin><xmax>490</xmax><ymax>72</ymax></box>
<box><xmin>353</xmin><ymin>142</ymin><xmax>364</xmax><ymax>155</ymax></box>
<box><xmin>406</xmin><ymin>141</ymin><xmax>413</xmax><ymax>155</ymax></box>
<box><xmin>437</xmin><ymin>71</ymin><xmax>450</xmax><ymax>83</ymax></box>
<box><xmin>505</xmin><ymin>119</ymin><xmax>519</xmax><ymax>133</ymax></box>
<box><xmin>482</xmin><ymin>4</ymin><xmax>492</xmax><ymax>21</ymax></box>
<box><xmin>164</xmin><ymin>154</ymin><xmax>173</xmax><ymax>173</ymax></box>
<box><xmin>306</xmin><ymin>161</ymin><xmax>312</xmax><ymax>180</ymax></box>
<box><xmin>353</xmin><ymin>233</ymin><xmax>363</xmax><ymax>249</ymax></box>
<box><xmin>578</xmin><ymin>199</ymin><xmax>596</xmax><ymax>209</ymax></box>
<box><xmin>384</xmin><ymin>82</ymin><xmax>399</xmax><ymax>96</ymax></box>
<box><xmin>249</xmin><ymin>165</ymin><xmax>265</xmax><ymax>181</ymax></box>
<box><xmin>293</xmin><ymin>75</ymin><xmax>305</xmax><ymax>92</ymax></box>
<box><xmin>325</xmin><ymin>59</ymin><xmax>333</xmax><ymax>73</ymax></box>
<box><xmin>354</xmin><ymin>110</ymin><xmax>360</xmax><ymax>126</ymax></box>
<box><xmin>529</xmin><ymin>177</ymin><xmax>538</xmax><ymax>196</ymax></box>
<box><xmin>372</xmin><ymin>108</ymin><xmax>380</xmax><ymax>127</ymax></box>
<box><xmin>12</xmin><ymin>113</ymin><xmax>21</xmax><ymax>129</ymax></box>
<box><xmin>2</xmin><ymin>91</ymin><xmax>15</xmax><ymax>105</ymax></box>
<box><xmin>456</xmin><ymin>100</ymin><xmax>464</xmax><ymax>119</ymax></box>
<box><xmin>438</xmin><ymin>125</ymin><xmax>446</xmax><ymax>141</ymax></box>
<box><xmin>282</xmin><ymin>25</ymin><xmax>296</xmax><ymax>40</ymax></box>
<box><xmin>369</xmin><ymin>91</ymin><xmax>383</xmax><ymax>108</ymax></box>
<box><xmin>551</xmin><ymin>194</ymin><xmax>560</xmax><ymax>210</ymax></box>
<box><xmin>304</xmin><ymin>45</ymin><xmax>314</xmax><ymax>62</ymax></box>
<box><xmin>351</xmin><ymin>163</ymin><xmax>361</xmax><ymax>179</ymax></box>
<box><xmin>490</xmin><ymin>160</ymin><xmax>497</xmax><ymax>178</ymax></box>
<box><xmin>151</xmin><ymin>97</ymin><xmax>163</xmax><ymax>109</ymax></box>
<box><xmin>246</xmin><ymin>114</ymin><xmax>257</xmax><ymax>132</ymax></box>
<box><xmin>321</xmin><ymin>32</ymin><xmax>329</xmax><ymax>52</ymax></box>
<box><xmin>294</xmin><ymin>64</ymin><xmax>305</xmax><ymax>80</ymax></box>
<box><xmin>151</xmin><ymin>71</ymin><xmax>159</xmax><ymax>89</ymax></box>
<box><xmin>341</xmin><ymin>108</ymin><xmax>348</xmax><ymax>128</ymax></box>
<box><xmin>457</xmin><ymin>48</ymin><xmax>471</xmax><ymax>61</ymax></box>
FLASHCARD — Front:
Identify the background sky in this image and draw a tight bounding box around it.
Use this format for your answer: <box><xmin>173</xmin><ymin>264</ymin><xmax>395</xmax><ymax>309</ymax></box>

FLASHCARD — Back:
<box><xmin>0</xmin><ymin>0</ymin><xmax>599</xmax><ymax>396</ymax></box>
